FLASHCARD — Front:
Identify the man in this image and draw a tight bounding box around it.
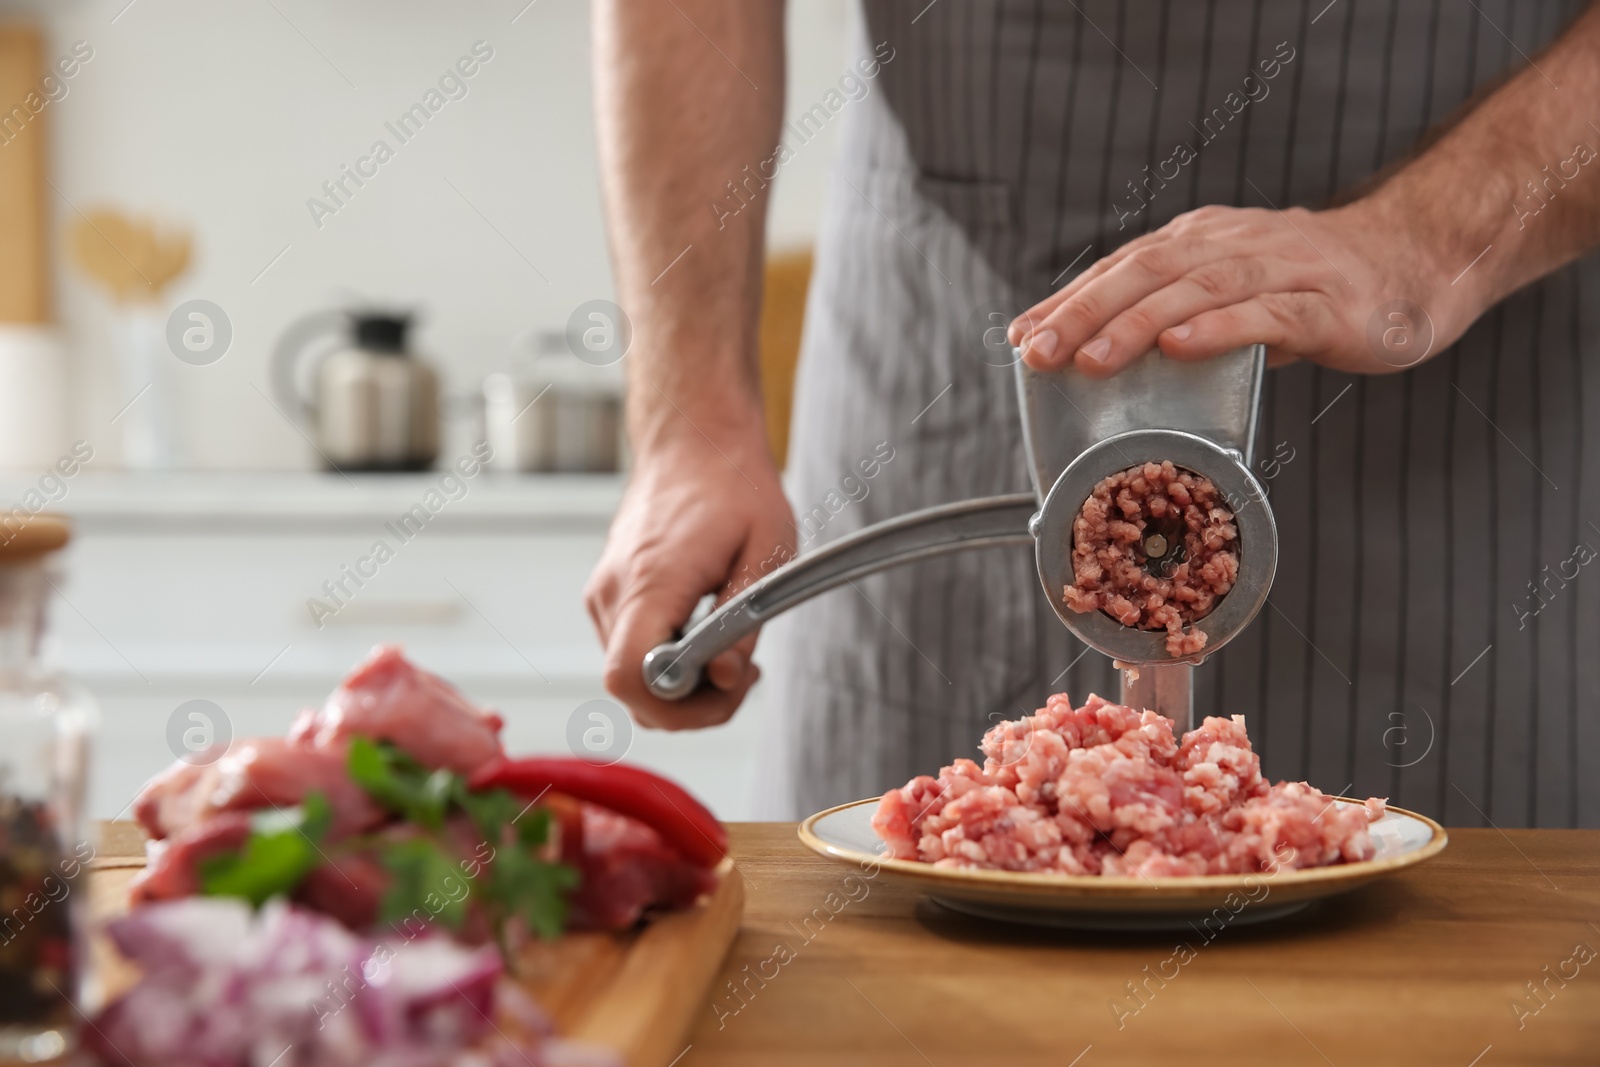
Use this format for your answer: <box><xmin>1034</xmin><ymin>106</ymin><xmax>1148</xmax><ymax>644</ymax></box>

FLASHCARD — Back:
<box><xmin>585</xmin><ymin>1</ymin><xmax>1600</xmax><ymax>827</ymax></box>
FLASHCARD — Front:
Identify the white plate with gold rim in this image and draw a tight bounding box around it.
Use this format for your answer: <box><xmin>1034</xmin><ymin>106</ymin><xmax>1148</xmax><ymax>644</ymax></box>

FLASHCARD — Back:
<box><xmin>798</xmin><ymin>797</ymin><xmax>1447</xmax><ymax>931</ymax></box>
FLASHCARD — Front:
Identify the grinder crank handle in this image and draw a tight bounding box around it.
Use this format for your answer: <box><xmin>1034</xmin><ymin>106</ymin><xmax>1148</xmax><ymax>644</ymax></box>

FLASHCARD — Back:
<box><xmin>642</xmin><ymin>493</ymin><xmax>1037</xmax><ymax>700</ymax></box>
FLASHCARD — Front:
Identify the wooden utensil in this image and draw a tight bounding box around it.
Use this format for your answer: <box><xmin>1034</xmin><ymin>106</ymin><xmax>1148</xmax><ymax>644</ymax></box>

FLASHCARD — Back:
<box><xmin>67</xmin><ymin>208</ymin><xmax>190</xmax><ymax>305</ymax></box>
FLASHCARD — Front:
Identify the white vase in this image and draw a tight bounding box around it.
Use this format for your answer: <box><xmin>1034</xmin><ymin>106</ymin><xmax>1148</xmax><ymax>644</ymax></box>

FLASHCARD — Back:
<box><xmin>114</xmin><ymin>306</ymin><xmax>183</xmax><ymax>469</ymax></box>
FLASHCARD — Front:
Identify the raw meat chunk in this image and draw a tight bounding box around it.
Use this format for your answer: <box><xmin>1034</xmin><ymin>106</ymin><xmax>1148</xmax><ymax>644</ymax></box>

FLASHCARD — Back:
<box><xmin>289</xmin><ymin>644</ymin><xmax>506</xmax><ymax>774</ymax></box>
<box><xmin>133</xmin><ymin>738</ymin><xmax>386</xmax><ymax>842</ymax></box>
<box><xmin>562</xmin><ymin>806</ymin><xmax>719</xmax><ymax>929</ymax></box>
<box><xmin>129</xmin><ymin>813</ymin><xmax>253</xmax><ymax>904</ymax></box>
<box><xmin>125</xmin><ymin>648</ymin><xmax>715</xmax><ymax>944</ymax></box>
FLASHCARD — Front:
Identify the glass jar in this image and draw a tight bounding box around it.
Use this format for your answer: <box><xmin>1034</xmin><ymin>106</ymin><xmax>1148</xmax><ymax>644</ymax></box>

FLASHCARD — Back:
<box><xmin>0</xmin><ymin>516</ymin><xmax>95</xmax><ymax>1064</ymax></box>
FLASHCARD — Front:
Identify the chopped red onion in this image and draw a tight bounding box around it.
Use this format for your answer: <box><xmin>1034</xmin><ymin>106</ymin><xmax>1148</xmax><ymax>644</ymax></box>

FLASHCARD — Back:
<box><xmin>87</xmin><ymin>898</ymin><xmax>613</xmax><ymax>1067</ymax></box>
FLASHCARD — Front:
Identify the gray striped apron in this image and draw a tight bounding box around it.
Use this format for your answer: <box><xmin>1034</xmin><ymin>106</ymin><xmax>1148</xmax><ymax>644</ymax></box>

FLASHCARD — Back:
<box><xmin>758</xmin><ymin>0</ymin><xmax>1599</xmax><ymax>829</ymax></box>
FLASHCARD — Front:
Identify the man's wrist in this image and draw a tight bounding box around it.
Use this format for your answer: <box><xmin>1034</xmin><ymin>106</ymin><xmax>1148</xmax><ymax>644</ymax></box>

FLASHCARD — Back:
<box><xmin>626</xmin><ymin>387</ymin><xmax>771</xmax><ymax>466</ymax></box>
<box><xmin>1345</xmin><ymin>182</ymin><xmax>1496</xmax><ymax>350</ymax></box>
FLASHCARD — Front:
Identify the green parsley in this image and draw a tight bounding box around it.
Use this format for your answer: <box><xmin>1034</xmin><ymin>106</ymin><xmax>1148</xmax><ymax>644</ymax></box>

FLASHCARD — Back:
<box><xmin>377</xmin><ymin>836</ymin><xmax>470</xmax><ymax>930</ymax></box>
<box><xmin>198</xmin><ymin>792</ymin><xmax>331</xmax><ymax>906</ymax></box>
<box><xmin>347</xmin><ymin>735</ymin><xmax>453</xmax><ymax>829</ymax></box>
<box><xmin>191</xmin><ymin>738</ymin><xmax>577</xmax><ymax>966</ymax></box>
<box><xmin>349</xmin><ymin>739</ymin><xmax>576</xmax><ymax>960</ymax></box>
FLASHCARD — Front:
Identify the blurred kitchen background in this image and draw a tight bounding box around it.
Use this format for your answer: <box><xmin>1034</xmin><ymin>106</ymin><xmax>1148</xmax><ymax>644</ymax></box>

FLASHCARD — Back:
<box><xmin>0</xmin><ymin>0</ymin><xmax>851</xmax><ymax>821</ymax></box>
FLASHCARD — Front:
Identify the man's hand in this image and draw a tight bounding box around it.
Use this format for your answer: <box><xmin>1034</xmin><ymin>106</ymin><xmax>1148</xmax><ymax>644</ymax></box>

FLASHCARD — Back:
<box><xmin>1010</xmin><ymin>2</ymin><xmax>1600</xmax><ymax>379</ymax></box>
<box><xmin>1008</xmin><ymin>199</ymin><xmax>1460</xmax><ymax>377</ymax></box>
<box><xmin>585</xmin><ymin>432</ymin><xmax>794</xmax><ymax>730</ymax></box>
<box><xmin>590</xmin><ymin>0</ymin><xmax>787</xmax><ymax>729</ymax></box>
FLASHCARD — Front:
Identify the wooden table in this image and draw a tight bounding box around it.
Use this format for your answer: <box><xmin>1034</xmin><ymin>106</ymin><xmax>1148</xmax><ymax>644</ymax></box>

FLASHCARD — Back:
<box><xmin>91</xmin><ymin>823</ymin><xmax>1599</xmax><ymax>1066</ymax></box>
<box><xmin>678</xmin><ymin>825</ymin><xmax>1600</xmax><ymax>1067</ymax></box>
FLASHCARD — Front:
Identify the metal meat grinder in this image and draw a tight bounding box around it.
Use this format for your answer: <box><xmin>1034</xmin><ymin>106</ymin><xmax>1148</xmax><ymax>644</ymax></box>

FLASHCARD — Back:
<box><xmin>642</xmin><ymin>345</ymin><xmax>1278</xmax><ymax>732</ymax></box>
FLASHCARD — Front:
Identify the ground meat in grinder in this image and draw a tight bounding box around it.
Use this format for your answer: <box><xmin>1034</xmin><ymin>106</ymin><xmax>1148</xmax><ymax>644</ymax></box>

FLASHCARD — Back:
<box><xmin>1064</xmin><ymin>460</ymin><xmax>1239</xmax><ymax>657</ymax></box>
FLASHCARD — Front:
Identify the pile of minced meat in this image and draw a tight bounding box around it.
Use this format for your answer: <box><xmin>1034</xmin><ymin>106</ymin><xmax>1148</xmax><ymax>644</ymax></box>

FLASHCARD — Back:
<box><xmin>1064</xmin><ymin>460</ymin><xmax>1239</xmax><ymax>657</ymax></box>
<box><xmin>873</xmin><ymin>693</ymin><xmax>1385</xmax><ymax>878</ymax></box>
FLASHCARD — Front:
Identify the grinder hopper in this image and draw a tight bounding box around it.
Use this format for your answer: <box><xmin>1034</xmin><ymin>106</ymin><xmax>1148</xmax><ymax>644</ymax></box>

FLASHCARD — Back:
<box><xmin>1018</xmin><ymin>345</ymin><xmax>1277</xmax><ymax>728</ymax></box>
<box><xmin>642</xmin><ymin>345</ymin><xmax>1277</xmax><ymax>733</ymax></box>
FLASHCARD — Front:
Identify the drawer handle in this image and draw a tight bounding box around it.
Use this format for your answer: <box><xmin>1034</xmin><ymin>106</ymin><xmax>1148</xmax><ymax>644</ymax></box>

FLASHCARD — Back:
<box><xmin>310</xmin><ymin>601</ymin><xmax>463</xmax><ymax>627</ymax></box>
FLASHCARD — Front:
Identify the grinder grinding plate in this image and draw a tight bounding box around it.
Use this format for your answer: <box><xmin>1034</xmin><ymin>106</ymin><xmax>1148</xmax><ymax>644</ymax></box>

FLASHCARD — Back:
<box><xmin>1032</xmin><ymin>428</ymin><xmax>1278</xmax><ymax>667</ymax></box>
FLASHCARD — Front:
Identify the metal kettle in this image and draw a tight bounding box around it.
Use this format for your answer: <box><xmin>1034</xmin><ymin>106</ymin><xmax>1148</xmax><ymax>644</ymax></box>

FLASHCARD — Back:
<box><xmin>272</xmin><ymin>310</ymin><xmax>440</xmax><ymax>472</ymax></box>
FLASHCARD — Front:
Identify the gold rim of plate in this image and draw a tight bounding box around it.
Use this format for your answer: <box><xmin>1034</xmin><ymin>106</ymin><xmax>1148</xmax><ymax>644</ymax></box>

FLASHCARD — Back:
<box><xmin>797</xmin><ymin>796</ymin><xmax>1448</xmax><ymax>900</ymax></box>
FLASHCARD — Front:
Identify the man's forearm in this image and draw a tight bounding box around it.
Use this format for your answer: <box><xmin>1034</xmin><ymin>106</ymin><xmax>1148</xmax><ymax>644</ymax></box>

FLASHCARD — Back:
<box><xmin>1367</xmin><ymin>3</ymin><xmax>1600</xmax><ymax>328</ymax></box>
<box><xmin>593</xmin><ymin>0</ymin><xmax>786</xmax><ymax>457</ymax></box>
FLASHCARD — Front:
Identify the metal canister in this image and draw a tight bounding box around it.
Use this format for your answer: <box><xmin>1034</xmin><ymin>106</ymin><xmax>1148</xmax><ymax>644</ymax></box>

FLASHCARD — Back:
<box><xmin>483</xmin><ymin>360</ymin><xmax>622</xmax><ymax>474</ymax></box>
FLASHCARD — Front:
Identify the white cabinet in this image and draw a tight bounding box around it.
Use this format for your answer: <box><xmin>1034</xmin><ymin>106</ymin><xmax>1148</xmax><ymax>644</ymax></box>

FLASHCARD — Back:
<box><xmin>0</xmin><ymin>472</ymin><xmax>762</xmax><ymax>821</ymax></box>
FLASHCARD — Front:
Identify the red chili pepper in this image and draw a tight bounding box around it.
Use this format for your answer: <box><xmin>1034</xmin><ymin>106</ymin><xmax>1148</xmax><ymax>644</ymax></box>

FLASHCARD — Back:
<box><xmin>469</xmin><ymin>758</ymin><xmax>727</xmax><ymax>868</ymax></box>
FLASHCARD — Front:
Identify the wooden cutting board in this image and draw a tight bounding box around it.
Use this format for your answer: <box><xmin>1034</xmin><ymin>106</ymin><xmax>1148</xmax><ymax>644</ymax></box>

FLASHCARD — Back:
<box><xmin>517</xmin><ymin>856</ymin><xmax>742</xmax><ymax>1064</ymax></box>
<box><xmin>89</xmin><ymin>833</ymin><xmax>744</xmax><ymax>1067</ymax></box>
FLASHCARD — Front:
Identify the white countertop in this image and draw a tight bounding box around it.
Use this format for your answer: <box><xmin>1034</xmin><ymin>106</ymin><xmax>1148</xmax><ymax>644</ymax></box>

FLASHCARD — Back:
<box><xmin>0</xmin><ymin>470</ymin><xmax>626</xmax><ymax>527</ymax></box>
